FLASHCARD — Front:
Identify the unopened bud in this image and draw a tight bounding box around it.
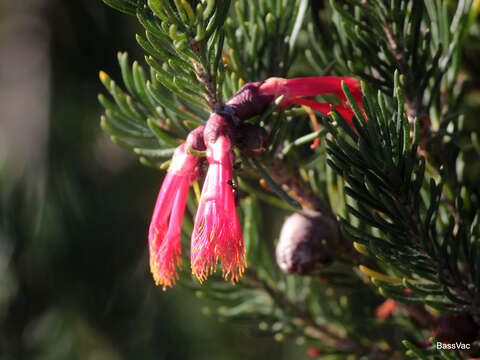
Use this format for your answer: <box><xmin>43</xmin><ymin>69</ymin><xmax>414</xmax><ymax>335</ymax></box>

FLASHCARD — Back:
<box><xmin>375</xmin><ymin>299</ymin><xmax>397</xmax><ymax>319</ymax></box>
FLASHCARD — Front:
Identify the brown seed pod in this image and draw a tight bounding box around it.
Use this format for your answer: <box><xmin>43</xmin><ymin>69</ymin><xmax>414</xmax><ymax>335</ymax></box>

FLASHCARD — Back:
<box><xmin>276</xmin><ymin>211</ymin><xmax>340</xmax><ymax>275</ymax></box>
<box><xmin>433</xmin><ymin>314</ymin><xmax>479</xmax><ymax>344</ymax></box>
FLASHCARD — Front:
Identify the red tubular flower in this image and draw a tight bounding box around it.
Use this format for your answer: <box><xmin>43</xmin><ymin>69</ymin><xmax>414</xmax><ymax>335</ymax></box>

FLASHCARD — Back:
<box><xmin>149</xmin><ymin>143</ymin><xmax>200</xmax><ymax>290</ymax></box>
<box><xmin>147</xmin><ymin>77</ymin><xmax>363</xmax><ymax>289</ymax></box>
<box><xmin>191</xmin><ymin>114</ymin><xmax>246</xmax><ymax>283</ymax></box>
<box><xmin>258</xmin><ymin>76</ymin><xmax>363</xmax><ymax>125</ymax></box>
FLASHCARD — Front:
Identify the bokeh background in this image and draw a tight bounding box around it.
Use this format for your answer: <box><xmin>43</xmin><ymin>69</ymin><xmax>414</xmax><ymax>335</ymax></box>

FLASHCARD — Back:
<box><xmin>0</xmin><ymin>1</ymin><xmax>300</xmax><ymax>359</ymax></box>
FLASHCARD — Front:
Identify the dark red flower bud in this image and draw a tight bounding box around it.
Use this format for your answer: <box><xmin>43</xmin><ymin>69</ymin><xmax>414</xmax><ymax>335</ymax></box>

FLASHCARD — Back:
<box><xmin>433</xmin><ymin>314</ymin><xmax>479</xmax><ymax>344</ymax></box>
<box><xmin>185</xmin><ymin>125</ymin><xmax>206</xmax><ymax>151</ymax></box>
<box><xmin>276</xmin><ymin>212</ymin><xmax>340</xmax><ymax>275</ymax></box>
<box><xmin>203</xmin><ymin>113</ymin><xmax>235</xmax><ymax>144</ymax></box>
<box><xmin>226</xmin><ymin>81</ymin><xmax>274</xmax><ymax>121</ymax></box>
<box><xmin>235</xmin><ymin>123</ymin><xmax>268</xmax><ymax>157</ymax></box>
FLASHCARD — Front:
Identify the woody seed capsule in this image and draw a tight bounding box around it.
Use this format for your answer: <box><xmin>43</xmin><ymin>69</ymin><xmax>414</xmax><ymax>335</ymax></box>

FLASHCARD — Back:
<box><xmin>276</xmin><ymin>211</ymin><xmax>340</xmax><ymax>275</ymax></box>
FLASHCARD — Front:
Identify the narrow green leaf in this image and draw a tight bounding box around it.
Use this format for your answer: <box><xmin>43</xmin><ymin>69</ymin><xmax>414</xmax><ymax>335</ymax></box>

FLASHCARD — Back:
<box><xmin>133</xmin><ymin>147</ymin><xmax>176</xmax><ymax>157</ymax></box>
<box><xmin>251</xmin><ymin>158</ymin><xmax>302</xmax><ymax>210</ymax></box>
<box><xmin>146</xmin><ymin>118</ymin><xmax>180</xmax><ymax>147</ymax></box>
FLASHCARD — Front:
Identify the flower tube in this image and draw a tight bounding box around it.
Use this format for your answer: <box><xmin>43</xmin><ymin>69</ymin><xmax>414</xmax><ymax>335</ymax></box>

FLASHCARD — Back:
<box><xmin>191</xmin><ymin>114</ymin><xmax>246</xmax><ymax>283</ymax></box>
<box><xmin>149</xmin><ymin>127</ymin><xmax>204</xmax><ymax>289</ymax></box>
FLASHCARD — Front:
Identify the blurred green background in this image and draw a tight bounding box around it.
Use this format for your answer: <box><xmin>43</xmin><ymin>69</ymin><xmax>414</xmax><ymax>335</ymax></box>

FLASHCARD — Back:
<box><xmin>0</xmin><ymin>1</ymin><xmax>300</xmax><ymax>359</ymax></box>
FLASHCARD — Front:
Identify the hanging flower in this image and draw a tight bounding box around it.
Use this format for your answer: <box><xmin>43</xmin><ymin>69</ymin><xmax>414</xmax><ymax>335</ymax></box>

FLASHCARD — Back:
<box><xmin>191</xmin><ymin>114</ymin><xmax>246</xmax><ymax>283</ymax></box>
<box><xmin>258</xmin><ymin>76</ymin><xmax>363</xmax><ymax>124</ymax></box>
<box><xmin>148</xmin><ymin>77</ymin><xmax>363</xmax><ymax>289</ymax></box>
<box><xmin>148</xmin><ymin>142</ymin><xmax>201</xmax><ymax>290</ymax></box>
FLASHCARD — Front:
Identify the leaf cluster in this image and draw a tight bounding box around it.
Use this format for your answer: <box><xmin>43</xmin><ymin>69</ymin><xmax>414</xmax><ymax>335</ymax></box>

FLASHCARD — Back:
<box><xmin>324</xmin><ymin>74</ymin><xmax>480</xmax><ymax>319</ymax></box>
<box><xmin>309</xmin><ymin>0</ymin><xmax>474</xmax><ymax>117</ymax></box>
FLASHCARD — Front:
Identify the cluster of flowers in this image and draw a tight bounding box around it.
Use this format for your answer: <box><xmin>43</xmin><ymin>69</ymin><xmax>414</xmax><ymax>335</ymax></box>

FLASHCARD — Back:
<box><xmin>148</xmin><ymin>76</ymin><xmax>363</xmax><ymax>289</ymax></box>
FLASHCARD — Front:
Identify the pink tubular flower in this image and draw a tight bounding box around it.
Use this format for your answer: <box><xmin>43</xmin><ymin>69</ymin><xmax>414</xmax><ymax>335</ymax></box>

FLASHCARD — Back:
<box><xmin>149</xmin><ymin>143</ymin><xmax>200</xmax><ymax>290</ymax></box>
<box><xmin>258</xmin><ymin>76</ymin><xmax>363</xmax><ymax>125</ymax></box>
<box><xmin>191</xmin><ymin>117</ymin><xmax>246</xmax><ymax>283</ymax></box>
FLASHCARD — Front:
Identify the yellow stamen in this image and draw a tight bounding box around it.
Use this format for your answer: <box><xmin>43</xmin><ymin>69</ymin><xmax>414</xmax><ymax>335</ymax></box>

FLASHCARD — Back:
<box><xmin>301</xmin><ymin>105</ymin><xmax>320</xmax><ymax>149</ymax></box>
<box><xmin>192</xmin><ymin>180</ymin><xmax>201</xmax><ymax>204</ymax></box>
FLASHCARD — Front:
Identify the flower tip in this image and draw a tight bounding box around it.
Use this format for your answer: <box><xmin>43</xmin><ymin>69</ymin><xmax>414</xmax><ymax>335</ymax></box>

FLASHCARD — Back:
<box><xmin>221</xmin><ymin>255</ymin><xmax>247</xmax><ymax>284</ymax></box>
<box><xmin>151</xmin><ymin>266</ymin><xmax>179</xmax><ymax>291</ymax></box>
<box><xmin>149</xmin><ymin>230</ymin><xmax>183</xmax><ymax>290</ymax></box>
<box><xmin>258</xmin><ymin>77</ymin><xmax>289</xmax><ymax>106</ymax></box>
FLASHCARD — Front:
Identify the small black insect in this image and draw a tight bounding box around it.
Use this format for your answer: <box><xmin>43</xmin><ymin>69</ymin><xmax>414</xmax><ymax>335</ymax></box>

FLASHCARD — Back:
<box><xmin>226</xmin><ymin>180</ymin><xmax>239</xmax><ymax>205</ymax></box>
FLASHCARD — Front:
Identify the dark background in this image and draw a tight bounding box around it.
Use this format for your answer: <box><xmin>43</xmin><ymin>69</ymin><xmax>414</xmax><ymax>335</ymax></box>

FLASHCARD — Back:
<box><xmin>0</xmin><ymin>1</ymin><xmax>298</xmax><ymax>358</ymax></box>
